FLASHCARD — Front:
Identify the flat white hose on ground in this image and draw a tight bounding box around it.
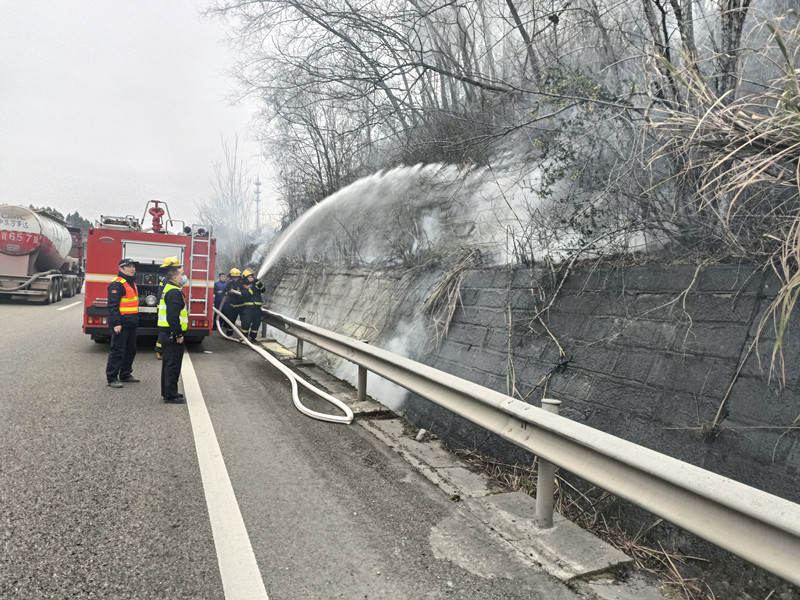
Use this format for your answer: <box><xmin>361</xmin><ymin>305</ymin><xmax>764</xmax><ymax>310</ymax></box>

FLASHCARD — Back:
<box><xmin>213</xmin><ymin>308</ymin><xmax>354</xmax><ymax>424</ymax></box>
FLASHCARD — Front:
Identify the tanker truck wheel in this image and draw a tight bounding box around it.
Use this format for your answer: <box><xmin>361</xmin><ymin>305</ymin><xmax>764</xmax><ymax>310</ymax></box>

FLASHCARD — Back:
<box><xmin>43</xmin><ymin>280</ymin><xmax>54</xmax><ymax>304</ymax></box>
<box><xmin>56</xmin><ymin>279</ymin><xmax>63</xmax><ymax>302</ymax></box>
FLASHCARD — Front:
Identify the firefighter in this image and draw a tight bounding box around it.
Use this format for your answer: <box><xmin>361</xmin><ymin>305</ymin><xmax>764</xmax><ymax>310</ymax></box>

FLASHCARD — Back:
<box><xmin>154</xmin><ymin>256</ymin><xmax>180</xmax><ymax>359</ymax></box>
<box><xmin>239</xmin><ymin>269</ymin><xmax>266</xmax><ymax>342</ymax></box>
<box><xmin>157</xmin><ymin>256</ymin><xmax>180</xmax><ymax>300</ymax></box>
<box><xmin>157</xmin><ymin>263</ymin><xmax>188</xmax><ymax>403</ymax></box>
<box><xmin>106</xmin><ymin>258</ymin><xmax>140</xmax><ymax>388</ymax></box>
<box><xmin>218</xmin><ymin>267</ymin><xmax>243</xmax><ymax>335</ymax></box>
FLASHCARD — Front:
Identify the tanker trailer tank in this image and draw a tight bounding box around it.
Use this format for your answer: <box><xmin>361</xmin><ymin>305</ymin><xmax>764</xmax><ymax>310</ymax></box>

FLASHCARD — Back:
<box><xmin>0</xmin><ymin>205</ymin><xmax>84</xmax><ymax>303</ymax></box>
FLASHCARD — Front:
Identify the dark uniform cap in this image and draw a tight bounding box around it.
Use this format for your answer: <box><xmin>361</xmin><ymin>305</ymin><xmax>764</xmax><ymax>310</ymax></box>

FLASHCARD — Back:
<box><xmin>119</xmin><ymin>258</ymin><xmax>138</xmax><ymax>268</ymax></box>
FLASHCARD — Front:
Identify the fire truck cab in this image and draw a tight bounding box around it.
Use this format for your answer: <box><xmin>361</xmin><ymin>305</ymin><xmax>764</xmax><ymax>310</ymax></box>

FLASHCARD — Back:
<box><xmin>83</xmin><ymin>200</ymin><xmax>216</xmax><ymax>342</ymax></box>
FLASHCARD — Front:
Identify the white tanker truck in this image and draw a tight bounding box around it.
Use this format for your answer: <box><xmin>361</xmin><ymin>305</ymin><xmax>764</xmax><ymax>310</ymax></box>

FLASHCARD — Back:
<box><xmin>0</xmin><ymin>205</ymin><xmax>85</xmax><ymax>304</ymax></box>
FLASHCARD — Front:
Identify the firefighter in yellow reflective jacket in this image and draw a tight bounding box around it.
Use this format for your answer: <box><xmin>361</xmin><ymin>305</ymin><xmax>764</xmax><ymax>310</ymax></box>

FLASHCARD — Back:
<box><xmin>106</xmin><ymin>258</ymin><xmax>140</xmax><ymax>388</ymax></box>
<box><xmin>157</xmin><ymin>263</ymin><xmax>188</xmax><ymax>403</ymax></box>
<box><xmin>239</xmin><ymin>269</ymin><xmax>266</xmax><ymax>342</ymax></box>
<box><xmin>154</xmin><ymin>255</ymin><xmax>180</xmax><ymax>360</ymax></box>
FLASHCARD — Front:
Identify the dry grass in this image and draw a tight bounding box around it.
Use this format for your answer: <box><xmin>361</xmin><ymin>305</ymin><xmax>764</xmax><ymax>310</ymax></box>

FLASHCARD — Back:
<box><xmin>648</xmin><ymin>14</ymin><xmax>800</xmax><ymax>385</ymax></box>
<box><xmin>419</xmin><ymin>248</ymin><xmax>482</xmax><ymax>345</ymax></box>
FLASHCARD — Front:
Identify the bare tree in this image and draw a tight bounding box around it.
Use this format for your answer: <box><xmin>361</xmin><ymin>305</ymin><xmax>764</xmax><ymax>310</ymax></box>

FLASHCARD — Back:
<box><xmin>196</xmin><ymin>136</ymin><xmax>254</xmax><ymax>268</ymax></box>
<box><xmin>207</xmin><ymin>0</ymin><xmax>795</xmax><ymax>255</ymax></box>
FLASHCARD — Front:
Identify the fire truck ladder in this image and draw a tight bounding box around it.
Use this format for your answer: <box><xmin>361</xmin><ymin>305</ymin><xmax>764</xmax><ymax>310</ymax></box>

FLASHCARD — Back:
<box><xmin>188</xmin><ymin>234</ymin><xmax>211</xmax><ymax>317</ymax></box>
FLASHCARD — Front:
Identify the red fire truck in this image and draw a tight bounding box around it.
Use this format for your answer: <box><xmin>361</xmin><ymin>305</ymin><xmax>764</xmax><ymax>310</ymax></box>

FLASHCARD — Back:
<box><xmin>83</xmin><ymin>200</ymin><xmax>216</xmax><ymax>342</ymax></box>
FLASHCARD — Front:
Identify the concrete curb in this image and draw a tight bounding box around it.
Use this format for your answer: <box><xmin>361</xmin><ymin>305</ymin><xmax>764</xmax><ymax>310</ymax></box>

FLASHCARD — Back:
<box><xmin>362</xmin><ymin>418</ymin><xmax>671</xmax><ymax>600</ymax></box>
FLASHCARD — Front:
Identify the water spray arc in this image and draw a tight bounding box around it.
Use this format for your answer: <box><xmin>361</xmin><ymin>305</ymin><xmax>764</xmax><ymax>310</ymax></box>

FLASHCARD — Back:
<box><xmin>256</xmin><ymin>157</ymin><xmax>663</xmax><ymax>280</ymax></box>
<box><xmin>256</xmin><ymin>163</ymin><xmax>502</xmax><ymax>277</ymax></box>
<box><xmin>256</xmin><ymin>187</ymin><xmax>337</xmax><ymax>278</ymax></box>
<box><xmin>213</xmin><ymin>308</ymin><xmax>353</xmax><ymax>424</ymax></box>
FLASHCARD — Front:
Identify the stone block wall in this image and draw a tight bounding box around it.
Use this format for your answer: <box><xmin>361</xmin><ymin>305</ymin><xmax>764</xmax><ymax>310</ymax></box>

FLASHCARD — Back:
<box><xmin>264</xmin><ymin>262</ymin><xmax>799</xmax><ymax>504</ymax></box>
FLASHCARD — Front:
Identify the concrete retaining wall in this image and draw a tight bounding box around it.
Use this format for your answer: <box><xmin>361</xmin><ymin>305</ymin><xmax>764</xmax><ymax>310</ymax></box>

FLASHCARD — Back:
<box><xmin>264</xmin><ymin>262</ymin><xmax>799</xmax><ymax>505</ymax></box>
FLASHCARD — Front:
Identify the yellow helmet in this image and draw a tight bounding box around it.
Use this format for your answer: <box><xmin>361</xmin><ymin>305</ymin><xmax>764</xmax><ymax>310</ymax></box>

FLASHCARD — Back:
<box><xmin>161</xmin><ymin>256</ymin><xmax>179</xmax><ymax>267</ymax></box>
<box><xmin>242</xmin><ymin>269</ymin><xmax>254</xmax><ymax>278</ymax></box>
<box><xmin>229</xmin><ymin>267</ymin><xmax>241</xmax><ymax>277</ymax></box>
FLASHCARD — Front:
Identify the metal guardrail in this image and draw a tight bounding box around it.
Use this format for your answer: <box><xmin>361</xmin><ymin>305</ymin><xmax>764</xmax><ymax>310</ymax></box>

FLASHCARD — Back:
<box><xmin>262</xmin><ymin>309</ymin><xmax>800</xmax><ymax>586</ymax></box>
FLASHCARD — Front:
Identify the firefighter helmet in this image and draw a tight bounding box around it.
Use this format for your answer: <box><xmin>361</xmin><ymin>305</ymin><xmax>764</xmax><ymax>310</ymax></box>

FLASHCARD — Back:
<box><xmin>242</xmin><ymin>269</ymin><xmax>254</xmax><ymax>278</ymax></box>
<box><xmin>229</xmin><ymin>267</ymin><xmax>242</xmax><ymax>277</ymax></box>
<box><xmin>161</xmin><ymin>256</ymin><xmax>180</xmax><ymax>267</ymax></box>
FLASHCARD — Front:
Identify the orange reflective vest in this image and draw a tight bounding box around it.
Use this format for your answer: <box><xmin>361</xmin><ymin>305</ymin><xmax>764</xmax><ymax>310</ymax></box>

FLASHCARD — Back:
<box><xmin>113</xmin><ymin>276</ymin><xmax>139</xmax><ymax>314</ymax></box>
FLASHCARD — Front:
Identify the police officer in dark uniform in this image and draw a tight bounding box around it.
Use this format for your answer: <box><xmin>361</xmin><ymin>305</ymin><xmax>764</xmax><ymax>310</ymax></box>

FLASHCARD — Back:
<box><xmin>157</xmin><ymin>263</ymin><xmax>188</xmax><ymax>403</ymax></box>
<box><xmin>106</xmin><ymin>258</ymin><xmax>140</xmax><ymax>388</ymax></box>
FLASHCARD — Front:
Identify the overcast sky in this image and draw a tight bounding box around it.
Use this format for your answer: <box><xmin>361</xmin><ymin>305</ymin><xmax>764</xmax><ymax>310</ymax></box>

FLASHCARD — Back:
<box><xmin>0</xmin><ymin>0</ymin><xmax>273</xmax><ymax>226</ymax></box>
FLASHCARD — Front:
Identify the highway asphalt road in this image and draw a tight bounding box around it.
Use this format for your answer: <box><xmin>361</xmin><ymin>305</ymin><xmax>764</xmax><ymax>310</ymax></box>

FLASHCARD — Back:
<box><xmin>0</xmin><ymin>296</ymin><xmax>585</xmax><ymax>599</ymax></box>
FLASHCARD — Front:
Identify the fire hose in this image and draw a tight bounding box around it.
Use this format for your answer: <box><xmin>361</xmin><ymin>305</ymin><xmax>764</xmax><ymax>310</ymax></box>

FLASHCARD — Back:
<box><xmin>213</xmin><ymin>307</ymin><xmax>353</xmax><ymax>424</ymax></box>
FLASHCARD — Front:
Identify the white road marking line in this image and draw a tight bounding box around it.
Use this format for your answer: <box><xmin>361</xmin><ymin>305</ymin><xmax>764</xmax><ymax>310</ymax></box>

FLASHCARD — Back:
<box><xmin>181</xmin><ymin>353</ymin><xmax>270</xmax><ymax>600</ymax></box>
<box><xmin>56</xmin><ymin>301</ymin><xmax>82</xmax><ymax>311</ymax></box>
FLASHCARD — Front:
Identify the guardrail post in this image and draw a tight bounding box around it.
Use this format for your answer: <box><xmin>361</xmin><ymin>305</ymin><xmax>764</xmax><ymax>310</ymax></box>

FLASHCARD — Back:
<box><xmin>357</xmin><ymin>341</ymin><xmax>369</xmax><ymax>401</ymax></box>
<box><xmin>296</xmin><ymin>317</ymin><xmax>306</xmax><ymax>360</ymax></box>
<box><xmin>535</xmin><ymin>398</ymin><xmax>561</xmax><ymax>529</ymax></box>
<box><xmin>357</xmin><ymin>366</ymin><xmax>367</xmax><ymax>401</ymax></box>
